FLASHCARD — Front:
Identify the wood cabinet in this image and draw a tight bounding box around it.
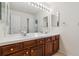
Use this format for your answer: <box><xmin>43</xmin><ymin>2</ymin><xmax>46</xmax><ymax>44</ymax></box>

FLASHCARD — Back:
<box><xmin>9</xmin><ymin>50</ymin><xmax>24</xmax><ymax>56</ymax></box>
<box><xmin>0</xmin><ymin>35</ymin><xmax>59</xmax><ymax>56</ymax></box>
<box><xmin>36</xmin><ymin>38</ymin><xmax>45</xmax><ymax>56</ymax></box>
<box><xmin>30</xmin><ymin>45</ymin><xmax>44</xmax><ymax>56</ymax></box>
<box><xmin>44</xmin><ymin>37</ymin><xmax>53</xmax><ymax>56</ymax></box>
<box><xmin>0</xmin><ymin>47</ymin><xmax>1</xmax><ymax>55</ymax></box>
<box><xmin>1</xmin><ymin>42</ymin><xmax>23</xmax><ymax>56</ymax></box>
<box><xmin>36</xmin><ymin>39</ymin><xmax>44</xmax><ymax>45</ymax></box>
<box><xmin>23</xmin><ymin>49</ymin><xmax>30</xmax><ymax>56</ymax></box>
<box><xmin>23</xmin><ymin>40</ymin><xmax>36</xmax><ymax>48</ymax></box>
<box><xmin>10</xmin><ymin>49</ymin><xmax>30</xmax><ymax>56</ymax></box>
<box><xmin>51</xmin><ymin>36</ymin><xmax>55</xmax><ymax>54</ymax></box>
<box><xmin>53</xmin><ymin>35</ymin><xmax>59</xmax><ymax>53</ymax></box>
<box><xmin>44</xmin><ymin>35</ymin><xmax>59</xmax><ymax>55</ymax></box>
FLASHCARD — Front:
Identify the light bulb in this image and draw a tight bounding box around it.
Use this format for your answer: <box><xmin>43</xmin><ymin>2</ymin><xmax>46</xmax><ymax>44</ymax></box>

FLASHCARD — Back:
<box><xmin>27</xmin><ymin>2</ymin><xmax>51</xmax><ymax>12</ymax></box>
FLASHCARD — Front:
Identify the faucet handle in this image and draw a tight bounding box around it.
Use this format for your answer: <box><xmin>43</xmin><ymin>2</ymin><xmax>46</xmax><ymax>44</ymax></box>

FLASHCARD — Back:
<box><xmin>21</xmin><ymin>31</ymin><xmax>27</xmax><ymax>36</ymax></box>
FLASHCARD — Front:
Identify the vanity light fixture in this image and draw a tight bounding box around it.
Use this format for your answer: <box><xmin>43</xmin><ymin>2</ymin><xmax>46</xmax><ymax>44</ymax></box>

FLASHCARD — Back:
<box><xmin>27</xmin><ymin>2</ymin><xmax>52</xmax><ymax>12</ymax></box>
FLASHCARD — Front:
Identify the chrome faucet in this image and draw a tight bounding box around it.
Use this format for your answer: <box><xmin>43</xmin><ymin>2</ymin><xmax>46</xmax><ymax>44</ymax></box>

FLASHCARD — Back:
<box><xmin>21</xmin><ymin>31</ymin><xmax>27</xmax><ymax>36</ymax></box>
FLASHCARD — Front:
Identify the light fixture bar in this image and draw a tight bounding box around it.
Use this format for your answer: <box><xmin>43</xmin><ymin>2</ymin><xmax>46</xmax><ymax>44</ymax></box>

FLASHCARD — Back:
<box><xmin>27</xmin><ymin>2</ymin><xmax>52</xmax><ymax>12</ymax></box>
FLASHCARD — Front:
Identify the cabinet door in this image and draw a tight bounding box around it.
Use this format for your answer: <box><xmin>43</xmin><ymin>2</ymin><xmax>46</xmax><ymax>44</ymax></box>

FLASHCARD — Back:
<box><xmin>45</xmin><ymin>42</ymin><xmax>53</xmax><ymax>56</ymax></box>
<box><xmin>51</xmin><ymin>36</ymin><xmax>55</xmax><ymax>54</ymax></box>
<box><xmin>0</xmin><ymin>47</ymin><xmax>1</xmax><ymax>55</ymax></box>
<box><xmin>31</xmin><ymin>45</ymin><xmax>43</xmax><ymax>56</ymax></box>
<box><xmin>54</xmin><ymin>39</ymin><xmax>59</xmax><ymax>53</ymax></box>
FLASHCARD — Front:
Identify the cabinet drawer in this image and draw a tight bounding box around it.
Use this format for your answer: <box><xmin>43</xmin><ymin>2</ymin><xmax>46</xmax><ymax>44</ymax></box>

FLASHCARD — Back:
<box><xmin>30</xmin><ymin>45</ymin><xmax>44</xmax><ymax>56</ymax></box>
<box><xmin>9</xmin><ymin>50</ymin><xmax>24</xmax><ymax>56</ymax></box>
<box><xmin>1</xmin><ymin>42</ymin><xmax>23</xmax><ymax>55</ymax></box>
<box><xmin>45</xmin><ymin>37</ymin><xmax>52</xmax><ymax>43</ymax></box>
<box><xmin>24</xmin><ymin>40</ymin><xmax>36</xmax><ymax>49</ymax></box>
<box><xmin>36</xmin><ymin>39</ymin><xmax>44</xmax><ymax>45</ymax></box>
<box><xmin>10</xmin><ymin>49</ymin><xmax>30</xmax><ymax>56</ymax></box>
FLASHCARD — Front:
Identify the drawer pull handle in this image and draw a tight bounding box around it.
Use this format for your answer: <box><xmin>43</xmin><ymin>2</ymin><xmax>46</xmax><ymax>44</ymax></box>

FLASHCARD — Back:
<box><xmin>31</xmin><ymin>50</ymin><xmax>34</xmax><ymax>53</ymax></box>
<box><xmin>10</xmin><ymin>48</ymin><xmax>14</xmax><ymax>51</ymax></box>
<box><xmin>26</xmin><ymin>52</ymin><xmax>28</xmax><ymax>54</ymax></box>
<box><xmin>40</xmin><ymin>41</ymin><xmax>42</xmax><ymax>43</ymax></box>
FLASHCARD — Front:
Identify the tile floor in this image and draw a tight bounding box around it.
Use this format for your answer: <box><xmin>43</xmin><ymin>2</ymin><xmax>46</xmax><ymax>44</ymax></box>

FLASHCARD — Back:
<box><xmin>53</xmin><ymin>52</ymin><xmax>65</xmax><ymax>56</ymax></box>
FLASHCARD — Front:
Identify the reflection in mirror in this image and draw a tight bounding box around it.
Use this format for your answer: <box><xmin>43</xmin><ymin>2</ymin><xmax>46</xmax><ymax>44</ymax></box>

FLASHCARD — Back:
<box><xmin>51</xmin><ymin>15</ymin><xmax>57</xmax><ymax>27</ymax></box>
<box><xmin>0</xmin><ymin>2</ymin><xmax>10</xmax><ymax>36</ymax></box>
<box><xmin>51</xmin><ymin>11</ymin><xmax>60</xmax><ymax>27</ymax></box>
<box><xmin>43</xmin><ymin>16</ymin><xmax>48</xmax><ymax>27</ymax></box>
<box><xmin>0</xmin><ymin>2</ymin><xmax>1</xmax><ymax>20</ymax></box>
<box><xmin>42</xmin><ymin>16</ymin><xmax>49</xmax><ymax>33</ymax></box>
<box><xmin>0</xmin><ymin>2</ymin><xmax>52</xmax><ymax>36</ymax></box>
<box><xmin>35</xmin><ymin>19</ymin><xmax>38</xmax><ymax>24</ymax></box>
<box><xmin>27</xmin><ymin>18</ymin><xmax>29</xmax><ymax>33</ymax></box>
<box><xmin>35</xmin><ymin>19</ymin><xmax>38</xmax><ymax>32</ymax></box>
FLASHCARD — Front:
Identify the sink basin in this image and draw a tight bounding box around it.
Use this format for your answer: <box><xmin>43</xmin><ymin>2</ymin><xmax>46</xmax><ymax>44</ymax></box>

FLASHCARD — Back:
<box><xmin>0</xmin><ymin>33</ymin><xmax>46</xmax><ymax>43</ymax></box>
<box><xmin>26</xmin><ymin>33</ymin><xmax>44</xmax><ymax>37</ymax></box>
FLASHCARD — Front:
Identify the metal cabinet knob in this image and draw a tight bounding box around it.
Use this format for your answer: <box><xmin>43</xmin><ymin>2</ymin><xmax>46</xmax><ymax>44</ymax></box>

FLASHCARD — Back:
<box><xmin>40</xmin><ymin>41</ymin><xmax>42</xmax><ymax>43</ymax></box>
<box><xmin>10</xmin><ymin>48</ymin><xmax>14</xmax><ymax>51</ymax></box>
<box><xmin>24</xmin><ymin>52</ymin><xmax>29</xmax><ymax>56</ymax></box>
<box><xmin>26</xmin><ymin>51</ymin><xmax>28</xmax><ymax>54</ymax></box>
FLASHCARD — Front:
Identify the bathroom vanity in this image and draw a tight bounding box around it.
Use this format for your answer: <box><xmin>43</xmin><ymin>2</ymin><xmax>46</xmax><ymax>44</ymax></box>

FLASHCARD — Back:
<box><xmin>0</xmin><ymin>2</ymin><xmax>60</xmax><ymax>56</ymax></box>
<box><xmin>0</xmin><ymin>33</ymin><xmax>59</xmax><ymax>56</ymax></box>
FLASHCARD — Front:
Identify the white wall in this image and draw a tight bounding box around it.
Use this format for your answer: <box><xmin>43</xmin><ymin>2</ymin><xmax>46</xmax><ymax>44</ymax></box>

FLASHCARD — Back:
<box><xmin>50</xmin><ymin>2</ymin><xmax>79</xmax><ymax>55</ymax></box>
<box><xmin>10</xmin><ymin>9</ymin><xmax>35</xmax><ymax>34</ymax></box>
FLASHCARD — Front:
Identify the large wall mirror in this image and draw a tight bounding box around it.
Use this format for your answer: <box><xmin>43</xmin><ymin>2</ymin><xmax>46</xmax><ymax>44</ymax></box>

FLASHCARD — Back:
<box><xmin>0</xmin><ymin>2</ymin><xmax>10</xmax><ymax>36</ymax></box>
<box><xmin>0</xmin><ymin>2</ymin><xmax>51</xmax><ymax>36</ymax></box>
<box><xmin>0</xmin><ymin>2</ymin><xmax>1</xmax><ymax>20</ymax></box>
<box><xmin>42</xmin><ymin>16</ymin><xmax>49</xmax><ymax>33</ymax></box>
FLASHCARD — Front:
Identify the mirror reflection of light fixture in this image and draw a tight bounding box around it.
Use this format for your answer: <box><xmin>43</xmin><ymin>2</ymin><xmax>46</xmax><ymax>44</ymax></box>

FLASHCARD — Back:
<box><xmin>28</xmin><ymin>2</ymin><xmax>51</xmax><ymax>12</ymax></box>
<box><xmin>35</xmin><ymin>20</ymin><xmax>38</xmax><ymax>24</ymax></box>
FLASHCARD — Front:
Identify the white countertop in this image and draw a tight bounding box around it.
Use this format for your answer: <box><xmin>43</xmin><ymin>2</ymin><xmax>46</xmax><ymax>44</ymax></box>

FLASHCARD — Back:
<box><xmin>0</xmin><ymin>32</ymin><xmax>59</xmax><ymax>46</ymax></box>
